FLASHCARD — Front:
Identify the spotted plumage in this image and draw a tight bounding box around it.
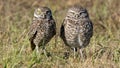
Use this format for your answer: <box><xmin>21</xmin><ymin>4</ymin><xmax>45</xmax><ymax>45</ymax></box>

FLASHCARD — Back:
<box><xmin>28</xmin><ymin>7</ymin><xmax>56</xmax><ymax>53</ymax></box>
<box><xmin>60</xmin><ymin>6</ymin><xmax>93</xmax><ymax>58</ymax></box>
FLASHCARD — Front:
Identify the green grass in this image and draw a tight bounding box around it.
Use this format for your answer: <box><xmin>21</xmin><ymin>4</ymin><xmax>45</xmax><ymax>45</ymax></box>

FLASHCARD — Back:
<box><xmin>0</xmin><ymin>0</ymin><xmax>120</xmax><ymax>68</ymax></box>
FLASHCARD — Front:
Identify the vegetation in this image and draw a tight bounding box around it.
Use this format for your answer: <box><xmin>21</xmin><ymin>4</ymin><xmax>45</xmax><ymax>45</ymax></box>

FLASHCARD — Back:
<box><xmin>0</xmin><ymin>0</ymin><xmax>120</xmax><ymax>68</ymax></box>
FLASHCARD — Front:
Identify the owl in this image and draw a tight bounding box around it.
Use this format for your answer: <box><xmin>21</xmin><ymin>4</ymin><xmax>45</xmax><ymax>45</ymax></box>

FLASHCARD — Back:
<box><xmin>60</xmin><ymin>6</ymin><xmax>93</xmax><ymax>58</ymax></box>
<box><xmin>28</xmin><ymin>7</ymin><xmax>56</xmax><ymax>53</ymax></box>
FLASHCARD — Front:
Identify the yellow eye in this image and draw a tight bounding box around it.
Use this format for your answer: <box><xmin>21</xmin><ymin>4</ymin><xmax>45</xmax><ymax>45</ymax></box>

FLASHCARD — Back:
<box><xmin>36</xmin><ymin>8</ymin><xmax>41</xmax><ymax>15</ymax></box>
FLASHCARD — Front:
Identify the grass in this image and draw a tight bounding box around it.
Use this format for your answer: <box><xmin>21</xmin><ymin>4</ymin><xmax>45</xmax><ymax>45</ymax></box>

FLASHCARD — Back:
<box><xmin>0</xmin><ymin>0</ymin><xmax>120</xmax><ymax>68</ymax></box>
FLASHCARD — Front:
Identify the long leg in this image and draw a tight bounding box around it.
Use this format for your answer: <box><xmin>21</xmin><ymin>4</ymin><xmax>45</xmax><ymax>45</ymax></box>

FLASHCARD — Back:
<box><xmin>42</xmin><ymin>46</ymin><xmax>48</xmax><ymax>58</ymax></box>
<box><xmin>73</xmin><ymin>47</ymin><xmax>76</xmax><ymax>59</ymax></box>
<box><xmin>35</xmin><ymin>45</ymin><xmax>39</xmax><ymax>54</ymax></box>
<box><xmin>41</xmin><ymin>40</ymin><xmax>49</xmax><ymax>58</ymax></box>
<box><xmin>79</xmin><ymin>48</ymin><xmax>83</xmax><ymax>59</ymax></box>
<box><xmin>35</xmin><ymin>45</ymin><xmax>41</xmax><ymax>60</ymax></box>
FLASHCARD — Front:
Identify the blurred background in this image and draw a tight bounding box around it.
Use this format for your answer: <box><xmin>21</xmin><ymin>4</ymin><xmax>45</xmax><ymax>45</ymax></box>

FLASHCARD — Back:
<box><xmin>0</xmin><ymin>0</ymin><xmax>120</xmax><ymax>68</ymax></box>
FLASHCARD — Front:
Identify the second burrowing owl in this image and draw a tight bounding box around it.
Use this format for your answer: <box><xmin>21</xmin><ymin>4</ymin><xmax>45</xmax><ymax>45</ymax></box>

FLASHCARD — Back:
<box><xmin>60</xmin><ymin>6</ymin><xmax>93</xmax><ymax>58</ymax></box>
<box><xmin>28</xmin><ymin>7</ymin><xmax>56</xmax><ymax>53</ymax></box>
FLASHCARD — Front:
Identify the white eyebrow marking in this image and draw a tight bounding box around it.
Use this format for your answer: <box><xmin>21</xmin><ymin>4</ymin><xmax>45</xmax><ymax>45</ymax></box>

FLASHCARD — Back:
<box><xmin>34</xmin><ymin>13</ymin><xmax>40</xmax><ymax>18</ymax></box>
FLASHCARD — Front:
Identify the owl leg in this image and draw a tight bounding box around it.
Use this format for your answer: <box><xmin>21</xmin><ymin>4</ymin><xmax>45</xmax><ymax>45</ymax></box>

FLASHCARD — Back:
<box><xmin>43</xmin><ymin>46</ymin><xmax>48</xmax><ymax>58</ymax></box>
<box><xmin>35</xmin><ymin>45</ymin><xmax>41</xmax><ymax>60</ymax></box>
<box><xmin>35</xmin><ymin>45</ymin><xmax>39</xmax><ymax>54</ymax></box>
<box><xmin>34</xmin><ymin>39</ymin><xmax>40</xmax><ymax>55</ymax></box>
<box><xmin>41</xmin><ymin>40</ymin><xmax>48</xmax><ymax>58</ymax></box>
<box><xmin>79</xmin><ymin>48</ymin><xmax>83</xmax><ymax>59</ymax></box>
<box><xmin>73</xmin><ymin>47</ymin><xmax>76</xmax><ymax>59</ymax></box>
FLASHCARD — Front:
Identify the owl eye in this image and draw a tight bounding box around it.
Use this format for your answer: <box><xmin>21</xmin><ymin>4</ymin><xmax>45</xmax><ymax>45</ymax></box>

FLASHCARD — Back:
<box><xmin>79</xmin><ymin>12</ymin><xmax>82</xmax><ymax>15</ymax></box>
<box><xmin>46</xmin><ymin>11</ymin><xmax>51</xmax><ymax>15</ymax></box>
<box><xmin>79</xmin><ymin>12</ymin><xmax>88</xmax><ymax>18</ymax></box>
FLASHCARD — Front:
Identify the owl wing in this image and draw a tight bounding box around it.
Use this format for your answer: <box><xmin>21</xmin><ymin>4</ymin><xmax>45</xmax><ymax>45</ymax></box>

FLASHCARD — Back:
<box><xmin>50</xmin><ymin>19</ymin><xmax>56</xmax><ymax>35</ymax></box>
<box><xmin>89</xmin><ymin>21</ymin><xmax>93</xmax><ymax>37</ymax></box>
<box><xmin>60</xmin><ymin>19</ymin><xmax>65</xmax><ymax>39</ymax></box>
<box><xmin>85</xmin><ymin>21</ymin><xmax>93</xmax><ymax>38</ymax></box>
<box><xmin>28</xmin><ymin>18</ymin><xmax>41</xmax><ymax>41</ymax></box>
<box><xmin>79</xmin><ymin>20</ymin><xmax>93</xmax><ymax>39</ymax></box>
<box><xmin>28</xmin><ymin>18</ymin><xmax>43</xmax><ymax>50</ymax></box>
<box><xmin>31</xmin><ymin>19</ymin><xmax>57</xmax><ymax>47</ymax></box>
<box><xmin>60</xmin><ymin>19</ymin><xmax>70</xmax><ymax>46</ymax></box>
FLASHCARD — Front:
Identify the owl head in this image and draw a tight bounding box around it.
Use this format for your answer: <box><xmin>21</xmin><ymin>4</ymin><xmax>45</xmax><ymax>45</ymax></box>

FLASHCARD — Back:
<box><xmin>34</xmin><ymin>7</ymin><xmax>52</xmax><ymax>20</ymax></box>
<box><xmin>66</xmin><ymin>6</ymin><xmax>89</xmax><ymax>20</ymax></box>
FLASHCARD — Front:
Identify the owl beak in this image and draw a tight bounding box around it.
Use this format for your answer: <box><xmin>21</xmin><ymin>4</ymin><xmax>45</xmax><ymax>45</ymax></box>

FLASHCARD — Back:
<box><xmin>75</xmin><ymin>14</ymin><xmax>79</xmax><ymax>18</ymax></box>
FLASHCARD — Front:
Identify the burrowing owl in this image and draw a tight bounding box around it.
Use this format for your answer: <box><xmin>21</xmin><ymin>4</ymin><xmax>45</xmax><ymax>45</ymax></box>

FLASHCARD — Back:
<box><xmin>28</xmin><ymin>7</ymin><xmax>56</xmax><ymax>53</ymax></box>
<box><xmin>60</xmin><ymin>6</ymin><xmax>93</xmax><ymax>58</ymax></box>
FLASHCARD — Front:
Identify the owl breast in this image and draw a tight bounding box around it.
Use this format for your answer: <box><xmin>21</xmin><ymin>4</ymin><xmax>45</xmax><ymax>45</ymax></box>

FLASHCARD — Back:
<box><xmin>64</xmin><ymin>19</ymin><xmax>93</xmax><ymax>48</ymax></box>
<box><xmin>64</xmin><ymin>19</ymin><xmax>80</xmax><ymax>47</ymax></box>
